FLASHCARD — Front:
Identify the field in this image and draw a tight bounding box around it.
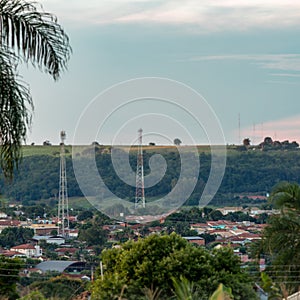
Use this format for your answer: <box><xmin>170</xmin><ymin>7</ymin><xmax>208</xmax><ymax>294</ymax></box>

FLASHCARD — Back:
<box><xmin>21</xmin><ymin>144</ymin><xmax>235</xmax><ymax>157</ymax></box>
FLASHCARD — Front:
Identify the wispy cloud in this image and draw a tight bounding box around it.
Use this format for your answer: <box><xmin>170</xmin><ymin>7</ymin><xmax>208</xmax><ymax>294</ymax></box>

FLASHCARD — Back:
<box><xmin>271</xmin><ymin>73</ymin><xmax>300</xmax><ymax>78</ymax></box>
<box><xmin>40</xmin><ymin>0</ymin><xmax>300</xmax><ymax>31</ymax></box>
<box><xmin>187</xmin><ymin>54</ymin><xmax>300</xmax><ymax>72</ymax></box>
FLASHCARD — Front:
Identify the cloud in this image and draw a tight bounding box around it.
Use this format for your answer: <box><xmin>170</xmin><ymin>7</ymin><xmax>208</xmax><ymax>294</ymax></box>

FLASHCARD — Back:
<box><xmin>187</xmin><ymin>54</ymin><xmax>300</xmax><ymax>72</ymax></box>
<box><xmin>40</xmin><ymin>0</ymin><xmax>300</xmax><ymax>31</ymax></box>
<box><xmin>271</xmin><ymin>73</ymin><xmax>300</xmax><ymax>78</ymax></box>
<box><xmin>239</xmin><ymin>115</ymin><xmax>300</xmax><ymax>144</ymax></box>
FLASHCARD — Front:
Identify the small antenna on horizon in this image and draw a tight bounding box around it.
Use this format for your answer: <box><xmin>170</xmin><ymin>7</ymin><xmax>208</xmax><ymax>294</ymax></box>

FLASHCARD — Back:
<box><xmin>238</xmin><ymin>113</ymin><xmax>241</xmax><ymax>144</ymax></box>
<box><xmin>252</xmin><ymin>123</ymin><xmax>255</xmax><ymax>145</ymax></box>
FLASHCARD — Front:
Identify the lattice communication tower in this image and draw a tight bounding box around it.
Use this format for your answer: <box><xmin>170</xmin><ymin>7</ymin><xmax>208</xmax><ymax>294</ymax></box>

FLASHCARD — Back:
<box><xmin>57</xmin><ymin>130</ymin><xmax>69</xmax><ymax>236</ymax></box>
<box><xmin>135</xmin><ymin>128</ymin><xmax>145</xmax><ymax>209</ymax></box>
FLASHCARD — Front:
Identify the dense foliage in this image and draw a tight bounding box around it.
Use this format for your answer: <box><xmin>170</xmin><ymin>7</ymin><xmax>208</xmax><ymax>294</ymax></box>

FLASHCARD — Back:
<box><xmin>256</xmin><ymin>182</ymin><xmax>300</xmax><ymax>298</ymax></box>
<box><xmin>1</xmin><ymin>148</ymin><xmax>300</xmax><ymax>206</ymax></box>
<box><xmin>92</xmin><ymin>233</ymin><xmax>258</xmax><ymax>299</ymax></box>
<box><xmin>0</xmin><ymin>256</ymin><xmax>22</xmax><ymax>299</ymax></box>
<box><xmin>29</xmin><ymin>276</ymin><xmax>86</xmax><ymax>299</ymax></box>
<box><xmin>0</xmin><ymin>227</ymin><xmax>34</xmax><ymax>248</ymax></box>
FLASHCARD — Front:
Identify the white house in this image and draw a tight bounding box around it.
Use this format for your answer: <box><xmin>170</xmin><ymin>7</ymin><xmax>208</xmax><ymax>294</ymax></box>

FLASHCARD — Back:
<box><xmin>0</xmin><ymin>212</ymin><xmax>8</xmax><ymax>219</ymax></box>
<box><xmin>10</xmin><ymin>244</ymin><xmax>42</xmax><ymax>258</ymax></box>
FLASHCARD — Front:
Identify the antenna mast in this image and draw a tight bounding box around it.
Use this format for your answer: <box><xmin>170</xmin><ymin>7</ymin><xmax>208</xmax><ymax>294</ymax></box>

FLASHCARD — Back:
<box><xmin>135</xmin><ymin>128</ymin><xmax>145</xmax><ymax>209</ymax></box>
<box><xmin>57</xmin><ymin>130</ymin><xmax>69</xmax><ymax>237</ymax></box>
<box><xmin>238</xmin><ymin>113</ymin><xmax>241</xmax><ymax>144</ymax></box>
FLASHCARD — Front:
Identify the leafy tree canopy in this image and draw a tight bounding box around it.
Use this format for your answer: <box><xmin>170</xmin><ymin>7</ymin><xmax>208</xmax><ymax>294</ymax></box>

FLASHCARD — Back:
<box><xmin>0</xmin><ymin>256</ymin><xmax>22</xmax><ymax>299</ymax></box>
<box><xmin>0</xmin><ymin>226</ymin><xmax>34</xmax><ymax>248</ymax></box>
<box><xmin>257</xmin><ymin>182</ymin><xmax>300</xmax><ymax>297</ymax></box>
<box><xmin>92</xmin><ymin>233</ymin><xmax>258</xmax><ymax>299</ymax></box>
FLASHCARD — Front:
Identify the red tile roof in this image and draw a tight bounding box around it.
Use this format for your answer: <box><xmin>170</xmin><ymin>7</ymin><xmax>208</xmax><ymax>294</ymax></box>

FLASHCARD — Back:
<box><xmin>11</xmin><ymin>244</ymin><xmax>35</xmax><ymax>250</ymax></box>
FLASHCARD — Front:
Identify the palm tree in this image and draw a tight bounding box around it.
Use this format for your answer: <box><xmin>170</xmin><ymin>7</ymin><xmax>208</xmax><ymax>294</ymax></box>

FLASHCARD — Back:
<box><xmin>259</xmin><ymin>182</ymin><xmax>300</xmax><ymax>297</ymax></box>
<box><xmin>270</xmin><ymin>181</ymin><xmax>300</xmax><ymax>212</ymax></box>
<box><xmin>209</xmin><ymin>284</ymin><xmax>233</xmax><ymax>300</ymax></box>
<box><xmin>0</xmin><ymin>0</ymin><xmax>71</xmax><ymax>178</ymax></box>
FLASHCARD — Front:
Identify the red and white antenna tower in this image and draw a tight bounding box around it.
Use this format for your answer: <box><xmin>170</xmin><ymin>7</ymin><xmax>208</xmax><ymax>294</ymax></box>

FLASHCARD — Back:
<box><xmin>135</xmin><ymin>128</ymin><xmax>145</xmax><ymax>209</ymax></box>
<box><xmin>57</xmin><ymin>130</ymin><xmax>69</xmax><ymax>237</ymax></box>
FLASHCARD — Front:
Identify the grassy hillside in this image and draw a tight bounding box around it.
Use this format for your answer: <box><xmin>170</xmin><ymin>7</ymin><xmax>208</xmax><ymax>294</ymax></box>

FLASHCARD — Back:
<box><xmin>5</xmin><ymin>145</ymin><xmax>300</xmax><ymax>208</ymax></box>
<box><xmin>22</xmin><ymin>145</ymin><xmax>72</xmax><ymax>157</ymax></box>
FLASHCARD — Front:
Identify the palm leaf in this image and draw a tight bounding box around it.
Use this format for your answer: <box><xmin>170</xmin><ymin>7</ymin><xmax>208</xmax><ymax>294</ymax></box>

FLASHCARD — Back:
<box><xmin>0</xmin><ymin>0</ymin><xmax>72</xmax><ymax>80</ymax></box>
<box><xmin>0</xmin><ymin>48</ymin><xmax>32</xmax><ymax>178</ymax></box>
<box><xmin>209</xmin><ymin>283</ymin><xmax>233</xmax><ymax>300</ymax></box>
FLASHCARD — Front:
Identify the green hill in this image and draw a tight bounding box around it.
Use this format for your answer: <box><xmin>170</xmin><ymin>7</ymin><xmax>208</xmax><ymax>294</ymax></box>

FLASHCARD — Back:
<box><xmin>1</xmin><ymin>145</ymin><xmax>300</xmax><ymax>207</ymax></box>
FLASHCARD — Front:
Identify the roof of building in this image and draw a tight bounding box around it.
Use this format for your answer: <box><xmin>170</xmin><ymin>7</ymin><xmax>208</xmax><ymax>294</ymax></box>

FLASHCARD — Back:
<box><xmin>11</xmin><ymin>244</ymin><xmax>35</xmax><ymax>250</ymax></box>
<box><xmin>0</xmin><ymin>220</ymin><xmax>20</xmax><ymax>226</ymax></box>
<box><xmin>36</xmin><ymin>260</ymin><xmax>82</xmax><ymax>273</ymax></box>
<box><xmin>1</xmin><ymin>250</ymin><xmax>24</xmax><ymax>257</ymax></box>
<box><xmin>32</xmin><ymin>235</ymin><xmax>65</xmax><ymax>241</ymax></box>
<box><xmin>183</xmin><ymin>236</ymin><xmax>204</xmax><ymax>240</ymax></box>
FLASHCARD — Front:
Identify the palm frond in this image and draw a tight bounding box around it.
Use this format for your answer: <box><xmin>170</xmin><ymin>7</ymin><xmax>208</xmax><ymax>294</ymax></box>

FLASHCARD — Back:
<box><xmin>270</xmin><ymin>182</ymin><xmax>300</xmax><ymax>211</ymax></box>
<box><xmin>0</xmin><ymin>47</ymin><xmax>32</xmax><ymax>179</ymax></box>
<box><xmin>0</xmin><ymin>0</ymin><xmax>72</xmax><ymax>80</ymax></box>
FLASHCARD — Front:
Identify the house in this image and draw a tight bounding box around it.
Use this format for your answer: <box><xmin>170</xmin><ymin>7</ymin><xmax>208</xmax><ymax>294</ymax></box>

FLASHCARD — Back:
<box><xmin>68</xmin><ymin>229</ymin><xmax>79</xmax><ymax>238</ymax></box>
<box><xmin>55</xmin><ymin>247</ymin><xmax>77</xmax><ymax>257</ymax></box>
<box><xmin>0</xmin><ymin>212</ymin><xmax>8</xmax><ymax>219</ymax></box>
<box><xmin>10</xmin><ymin>244</ymin><xmax>42</xmax><ymax>258</ymax></box>
<box><xmin>183</xmin><ymin>236</ymin><xmax>205</xmax><ymax>246</ymax></box>
<box><xmin>190</xmin><ymin>223</ymin><xmax>208</xmax><ymax>234</ymax></box>
<box><xmin>217</xmin><ymin>207</ymin><xmax>243</xmax><ymax>215</ymax></box>
<box><xmin>22</xmin><ymin>268</ymin><xmax>43</xmax><ymax>276</ymax></box>
<box><xmin>0</xmin><ymin>220</ymin><xmax>21</xmax><ymax>233</ymax></box>
<box><xmin>29</xmin><ymin>223</ymin><xmax>59</xmax><ymax>235</ymax></box>
<box><xmin>32</xmin><ymin>235</ymin><xmax>65</xmax><ymax>245</ymax></box>
<box><xmin>1</xmin><ymin>250</ymin><xmax>25</xmax><ymax>258</ymax></box>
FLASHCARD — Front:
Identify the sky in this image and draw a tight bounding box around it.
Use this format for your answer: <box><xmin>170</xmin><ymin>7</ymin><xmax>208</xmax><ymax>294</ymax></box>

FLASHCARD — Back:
<box><xmin>22</xmin><ymin>0</ymin><xmax>300</xmax><ymax>146</ymax></box>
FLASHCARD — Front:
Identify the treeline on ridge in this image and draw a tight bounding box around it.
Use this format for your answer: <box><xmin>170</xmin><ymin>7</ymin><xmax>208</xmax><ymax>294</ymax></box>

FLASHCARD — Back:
<box><xmin>1</xmin><ymin>147</ymin><xmax>300</xmax><ymax>206</ymax></box>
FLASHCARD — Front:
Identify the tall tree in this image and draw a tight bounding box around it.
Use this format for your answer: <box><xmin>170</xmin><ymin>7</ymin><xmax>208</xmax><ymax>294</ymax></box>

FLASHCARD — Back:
<box><xmin>0</xmin><ymin>0</ymin><xmax>71</xmax><ymax>178</ymax></box>
<box><xmin>257</xmin><ymin>182</ymin><xmax>300</xmax><ymax>297</ymax></box>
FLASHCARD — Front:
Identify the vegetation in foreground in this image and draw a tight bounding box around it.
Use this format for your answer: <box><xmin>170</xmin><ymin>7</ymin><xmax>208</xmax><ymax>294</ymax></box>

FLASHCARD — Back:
<box><xmin>92</xmin><ymin>233</ymin><xmax>258</xmax><ymax>300</ymax></box>
<box><xmin>254</xmin><ymin>181</ymin><xmax>300</xmax><ymax>299</ymax></box>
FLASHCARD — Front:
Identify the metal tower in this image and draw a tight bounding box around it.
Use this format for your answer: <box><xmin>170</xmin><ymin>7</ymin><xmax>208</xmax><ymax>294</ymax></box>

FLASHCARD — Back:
<box><xmin>135</xmin><ymin>128</ymin><xmax>145</xmax><ymax>209</ymax></box>
<box><xmin>57</xmin><ymin>130</ymin><xmax>69</xmax><ymax>237</ymax></box>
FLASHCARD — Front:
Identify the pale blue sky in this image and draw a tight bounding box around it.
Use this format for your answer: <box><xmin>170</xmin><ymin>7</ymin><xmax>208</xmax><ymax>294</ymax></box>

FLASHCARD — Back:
<box><xmin>22</xmin><ymin>0</ymin><xmax>300</xmax><ymax>145</ymax></box>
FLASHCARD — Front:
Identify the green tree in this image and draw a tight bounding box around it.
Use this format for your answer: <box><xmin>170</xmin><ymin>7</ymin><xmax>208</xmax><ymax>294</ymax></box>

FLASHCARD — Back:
<box><xmin>29</xmin><ymin>275</ymin><xmax>86</xmax><ymax>299</ymax></box>
<box><xmin>258</xmin><ymin>182</ymin><xmax>300</xmax><ymax>297</ymax></box>
<box><xmin>78</xmin><ymin>216</ymin><xmax>108</xmax><ymax>246</ymax></box>
<box><xmin>270</xmin><ymin>181</ymin><xmax>300</xmax><ymax>211</ymax></box>
<box><xmin>0</xmin><ymin>255</ymin><xmax>22</xmax><ymax>299</ymax></box>
<box><xmin>172</xmin><ymin>276</ymin><xmax>199</xmax><ymax>300</ymax></box>
<box><xmin>77</xmin><ymin>210</ymin><xmax>94</xmax><ymax>221</ymax></box>
<box><xmin>173</xmin><ymin>138</ymin><xmax>182</xmax><ymax>146</ymax></box>
<box><xmin>0</xmin><ymin>0</ymin><xmax>71</xmax><ymax>178</ymax></box>
<box><xmin>0</xmin><ymin>226</ymin><xmax>34</xmax><ymax>247</ymax></box>
<box><xmin>92</xmin><ymin>233</ymin><xmax>258</xmax><ymax>299</ymax></box>
<box><xmin>209</xmin><ymin>283</ymin><xmax>233</xmax><ymax>300</ymax></box>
